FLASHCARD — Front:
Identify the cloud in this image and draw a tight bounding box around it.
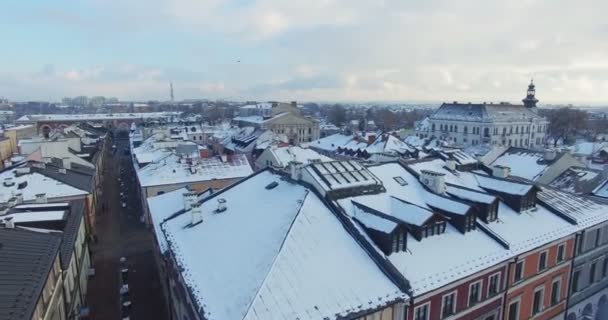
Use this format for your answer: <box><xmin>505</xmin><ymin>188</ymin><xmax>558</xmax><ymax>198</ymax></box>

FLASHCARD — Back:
<box><xmin>4</xmin><ymin>0</ymin><xmax>608</xmax><ymax>103</ymax></box>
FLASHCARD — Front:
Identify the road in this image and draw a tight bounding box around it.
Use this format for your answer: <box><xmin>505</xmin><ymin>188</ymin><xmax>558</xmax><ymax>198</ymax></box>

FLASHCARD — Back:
<box><xmin>86</xmin><ymin>133</ymin><xmax>169</xmax><ymax>320</ymax></box>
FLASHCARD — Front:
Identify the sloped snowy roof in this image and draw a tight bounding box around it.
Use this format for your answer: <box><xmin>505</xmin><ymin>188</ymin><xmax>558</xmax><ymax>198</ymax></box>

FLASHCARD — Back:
<box><xmin>430</xmin><ymin>102</ymin><xmax>544</xmax><ymax>123</ymax></box>
<box><xmin>17</xmin><ymin>112</ymin><xmax>180</xmax><ymax>122</ymax></box>
<box><xmin>366</xmin><ymin>135</ymin><xmax>413</xmax><ymax>155</ymax></box>
<box><xmin>137</xmin><ymin>154</ymin><xmax>253</xmax><ymax>187</ymax></box>
<box><xmin>353</xmin><ymin>206</ymin><xmax>399</xmax><ymax>233</ymax></box>
<box><xmin>269</xmin><ymin>146</ymin><xmax>332</xmax><ymax>168</ymax></box>
<box><xmin>161</xmin><ymin>171</ymin><xmax>404</xmax><ymax>320</ymax></box>
<box><xmin>548</xmin><ymin>167</ymin><xmax>604</xmax><ymax>195</ymax></box>
<box><xmin>594</xmin><ymin>181</ymin><xmax>608</xmax><ymax>198</ymax></box>
<box><xmin>490</xmin><ymin>149</ymin><xmax>551</xmax><ymax>181</ymax></box>
<box><xmin>475</xmin><ymin>174</ymin><xmax>533</xmax><ymax>195</ymax></box>
<box><xmin>0</xmin><ymin>165</ymin><xmax>89</xmax><ymax>203</ymax></box>
<box><xmin>408</xmin><ymin>159</ymin><xmax>483</xmax><ymax>191</ymax></box>
<box><xmin>310</xmin><ymin>134</ymin><xmax>355</xmax><ymax>151</ymax></box>
<box><xmin>2</xmin><ymin>210</ymin><xmax>65</xmax><ymax>223</ymax></box>
<box><xmin>446</xmin><ymin>185</ymin><xmax>497</xmax><ymax>204</ymax></box>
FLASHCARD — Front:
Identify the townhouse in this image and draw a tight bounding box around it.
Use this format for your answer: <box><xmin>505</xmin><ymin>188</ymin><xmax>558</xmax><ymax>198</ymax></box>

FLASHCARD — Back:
<box><xmin>142</xmin><ymin>150</ymin><xmax>608</xmax><ymax>320</ymax></box>
<box><xmin>0</xmin><ymin>227</ymin><xmax>65</xmax><ymax>320</ymax></box>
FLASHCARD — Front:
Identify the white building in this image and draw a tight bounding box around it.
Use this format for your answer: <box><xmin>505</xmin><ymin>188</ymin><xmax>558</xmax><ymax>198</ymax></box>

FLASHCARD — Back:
<box><xmin>424</xmin><ymin>82</ymin><xmax>549</xmax><ymax>149</ymax></box>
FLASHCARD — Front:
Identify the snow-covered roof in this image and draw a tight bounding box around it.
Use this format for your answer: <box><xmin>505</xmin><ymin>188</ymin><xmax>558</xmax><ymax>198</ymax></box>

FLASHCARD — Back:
<box><xmin>594</xmin><ymin>181</ymin><xmax>608</xmax><ymax>198</ymax></box>
<box><xmin>304</xmin><ymin>161</ymin><xmax>383</xmax><ymax>192</ymax></box>
<box><xmin>366</xmin><ymin>135</ymin><xmax>413</xmax><ymax>154</ymax></box>
<box><xmin>2</xmin><ymin>210</ymin><xmax>65</xmax><ymax>223</ymax></box>
<box><xmin>239</xmin><ymin>102</ymin><xmax>273</xmax><ymax>110</ymax></box>
<box><xmin>446</xmin><ymin>185</ymin><xmax>497</xmax><ymax>204</ymax></box>
<box><xmin>475</xmin><ymin>174</ymin><xmax>533</xmax><ymax>196</ymax></box>
<box><xmin>334</xmin><ymin>161</ymin><xmax>608</xmax><ymax>296</ymax></box>
<box><xmin>352</xmin><ymin>206</ymin><xmax>399</xmax><ymax>233</ymax></box>
<box><xmin>17</xmin><ymin>112</ymin><xmax>180</xmax><ymax>122</ymax></box>
<box><xmin>161</xmin><ymin>170</ymin><xmax>404</xmax><ymax>320</ymax></box>
<box><xmin>268</xmin><ymin>146</ymin><xmax>332</xmax><ymax>168</ymax></box>
<box><xmin>430</xmin><ymin>102</ymin><xmax>545</xmax><ymax>123</ymax></box>
<box><xmin>0</xmin><ymin>166</ymin><xmax>89</xmax><ymax>203</ymax></box>
<box><xmin>548</xmin><ymin>167</ymin><xmax>604</xmax><ymax>195</ymax></box>
<box><xmin>310</xmin><ymin>134</ymin><xmax>355</xmax><ymax>152</ymax></box>
<box><xmin>569</xmin><ymin>141</ymin><xmax>608</xmax><ymax>156</ymax></box>
<box><xmin>137</xmin><ymin>154</ymin><xmax>253</xmax><ymax>187</ymax></box>
<box><xmin>408</xmin><ymin>159</ymin><xmax>483</xmax><ymax>190</ymax></box>
<box><xmin>147</xmin><ymin>187</ymin><xmax>213</xmax><ymax>252</ymax></box>
<box><xmin>490</xmin><ymin>149</ymin><xmax>551</xmax><ymax>180</ymax></box>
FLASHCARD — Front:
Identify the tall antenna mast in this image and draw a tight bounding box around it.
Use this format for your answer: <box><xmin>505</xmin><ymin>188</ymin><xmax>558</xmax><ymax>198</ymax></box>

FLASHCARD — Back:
<box><xmin>170</xmin><ymin>82</ymin><xmax>175</xmax><ymax>102</ymax></box>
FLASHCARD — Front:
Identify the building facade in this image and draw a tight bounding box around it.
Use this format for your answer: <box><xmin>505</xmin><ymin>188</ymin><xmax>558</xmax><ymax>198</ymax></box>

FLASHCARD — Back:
<box><xmin>424</xmin><ymin>82</ymin><xmax>549</xmax><ymax>148</ymax></box>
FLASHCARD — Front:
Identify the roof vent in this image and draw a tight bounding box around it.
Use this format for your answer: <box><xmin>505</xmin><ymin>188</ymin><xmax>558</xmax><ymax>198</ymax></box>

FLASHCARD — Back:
<box><xmin>265</xmin><ymin>181</ymin><xmax>279</xmax><ymax>190</ymax></box>
<box><xmin>3</xmin><ymin>178</ymin><xmax>15</xmax><ymax>187</ymax></box>
<box><xmin>59</xmin><ymin>168</ymin><xmax>67</xmax><ymax>174</ymax></box>
<box><xmin>215</xmin><ymin>198</ymin><xmax>227</xmax><ymax>213</ymax></box>
<box><xmin>35</xmin><ymin>193</ymin><xmax>47</xmax><ymax>204</ymax></box>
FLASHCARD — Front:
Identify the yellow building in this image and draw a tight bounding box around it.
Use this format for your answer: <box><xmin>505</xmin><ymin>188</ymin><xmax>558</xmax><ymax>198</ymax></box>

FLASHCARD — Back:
<box><xmin>0</xmin><ymin>136</ymin><xmax>12</xmax><ymax>169</ymax></box>
<box><xmin>5</xmin><ymin>124</ymin><xmax>36</xmax><ymax>153</ymax></box>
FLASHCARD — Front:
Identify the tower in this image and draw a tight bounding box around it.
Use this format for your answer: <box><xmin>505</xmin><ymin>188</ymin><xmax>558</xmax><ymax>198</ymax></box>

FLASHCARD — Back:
<box><xmin>522</xmin><ymin>80</ymin><xmax>538</xmax><ymax>108</ymax></box>
<box><xmin>170</xmin><ymin>82</ymin><xmax>174</xmax><ymax>102</ymax></box>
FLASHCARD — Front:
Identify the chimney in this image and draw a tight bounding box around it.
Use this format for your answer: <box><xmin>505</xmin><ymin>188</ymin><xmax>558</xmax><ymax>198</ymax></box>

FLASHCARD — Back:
<box><xmin>445</xmin><ymin>160</ymin><xmax>456</xmax><ymax>171</ymax></box>
<box><xmin>368</xmin><ymin>134</ymin><xmax>377</xmax><ymax>144</ymax></box>
<box><xmin>420</xmin><ymin>170</ymin><xmax>446</xmax><ymax>194</ymax></box>
<box><xmin>220</xmin><ymin>154</ymin><xmax>228</xmax><ymax>163</ymax></box>
<box><xmin>215</xmin><ymin>198</ymin><xmax>227</xmax><ymax>213</ymax></box>
<box><xmin>4</xmin><ymin>217</ymin><xmax>14</xmax><ymax>229</ymax></box>
<box><xmin>492</xmin><ymin>165</ymin><xmax>511</xmax><ymax>178</ymax></box>
<box><xmin>182</xmin><ymin>191</ymin><xmax>197</xmax><ymax>211</ymax></box>
<box><xmin>35</xmin><ymin>193</ymin><xmax>47</xmax><ymax>204</ymax></box>
<box><xmin>15</xmin><ymin>193</ymin><xmax>23</xmax><ymax>205</ymax></box>
<box><xmin>289</xmin><ymin>162</ymin><xmax>303</xmax><ymax>181</ymax></box>
<box><xmin>544</xmin><ymin>149</ymin><xmax>557</xmax><ymax>161</ymax></box>
<box><xmin>191</xmin><ymin>203</ymin><xmax>203</xmax><ymax>225</ymax></box>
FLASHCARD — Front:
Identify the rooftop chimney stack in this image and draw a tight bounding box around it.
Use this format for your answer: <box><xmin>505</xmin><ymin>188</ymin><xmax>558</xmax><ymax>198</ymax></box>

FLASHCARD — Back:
<box><xmin>445</xmin><ymin>160</ymin><xmax>456</xmax><ymax>171</ymax></box>
<box><xmin>420</xmin><ymin>170</ymin><xmax>446</xmax><ymax>194</ymax></box>
<box><xmin>544</xmin><ymin>149</ymin><xmax>557</xmax><ymax>161</ymax></box>
<box><xmin>492</xmin><ymin>165</ymin><xmax>511</xmax><ymax>178</ymax></box>
<box><xmin>35</xmin><ymin>193</ymin><xmax>47</xmax><ymax>204</ymax></box>
<box><xmin>191</xmin><ymin>203</ymin><xmax>203</xmax><ymax>225</ymax></box>
<box><xmin>4</xmin><ymin>217</ymin><xmax>14</xmax><ymax>229</ymax></box>
<box><xmin>289</xmin><ymin>162</ymin><xmax>303</xmax><ymax>181</ymax></box>
<box><xmin>183</xmin><ymin>191</ymin><xmax>197</xmax><ymax>211</ymax></box>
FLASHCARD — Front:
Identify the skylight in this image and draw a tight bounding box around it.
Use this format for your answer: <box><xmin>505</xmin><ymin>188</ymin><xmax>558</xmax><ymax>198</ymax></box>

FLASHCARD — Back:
<box><xmin>393</xmin><ymin>176</ymin><xmax>408</xmax><ymax>186</ymax></box>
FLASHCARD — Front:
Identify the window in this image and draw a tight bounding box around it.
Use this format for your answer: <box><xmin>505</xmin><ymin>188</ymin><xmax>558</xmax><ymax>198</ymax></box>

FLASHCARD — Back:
<box><xmin>414</xmin><ymin>303</ymin><xmax>429</xmax><ymax>320</ymax></box>
<box><xmin>488</xmin><ymin>273</ymin><xmax>501</xmax><ymax>296</ymax></box>
<box><xmin>572</xmin><ymin>269</ymin><xmax>580</xmax><ymax>293</ymax></box>
<box><xmin>551</xmin><ymin>278</ymin><xmax>561</xmax><ymax>306</ymax></box>
<box><xmin>392</xmin><ymin>232</ymin><xmax>405</xmax><ymax>253</ymax></box>
<box><xmin>441</xmin><ymin>291</ymin><xmax>456</xmax><ymax>318</ymax></box>
<box><xmin>596</xmin><ymin>228</ymin><xmax>602</xmax><ymax>248</ymax></box>
<box><xmin>514</xmin><ymin>260</ymin><xmax>524</xmax><ymax>282</ymax></box>
<box><xmin>603</xmin><ymin>258</ymin><xmax>608</xmax><ymax>278</ymax></box>
<box><xmin>465</xmin><ymin>214</ymin><xmax>476</xmax><ymax>232</ymax></box>
<box><xmin>393</xmin><ymin>176</ymin><xmax>408</xmax><ymax>186</ymax></box>
<box><xmin>532</xmin><ymin>287</ymin><xmax>544</xmax><ymax>315</ymax></box>
<box><xmin>488</xmin><ymin>204</ymin><xmax>498</xmax><ymax>222</ymax></box>
<box><xmin>508</xmin><ymin>299</ymin><xmax>520</xmax><ymax>320</ymax></box>
<box><xmin>590</xmin><ymin>261</ymin><xmax>597</xmax><ymax>283</ymax></box>
<box><xmin>468</xmin><ymin>281</ymin><xmax>482</xmax><ymax>306</ymax></box>
<box><xmin>538</xmin><ymin>251</ymin><xmax>548</xmax><ymax>271</ymax></box>
<box><xmin>557</xmin><ymin>244</ymin><xmax>565</xmax><ymax>263</ymax></box>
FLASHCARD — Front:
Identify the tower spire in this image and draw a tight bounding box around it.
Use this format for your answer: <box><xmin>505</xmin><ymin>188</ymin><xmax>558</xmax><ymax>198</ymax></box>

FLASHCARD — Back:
<box><xmin>170</xmin><ymin>82</ymin><xmax>174</xmax><ymax>102</ymax></box>
<box><xmin>522</xmin><ymin>79</ymin><xmax>538</xmax><ymax>108</ymax></box>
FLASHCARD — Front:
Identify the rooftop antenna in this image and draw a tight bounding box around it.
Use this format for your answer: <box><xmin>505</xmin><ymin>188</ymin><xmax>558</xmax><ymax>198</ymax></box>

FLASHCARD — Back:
<box><xmin>170</xmin><ymin>82</ymin><xmax>174</xmax><ymax>102</ymax></box>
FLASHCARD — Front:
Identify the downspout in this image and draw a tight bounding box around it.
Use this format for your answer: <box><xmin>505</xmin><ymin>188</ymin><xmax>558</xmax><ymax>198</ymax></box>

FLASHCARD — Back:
<box><xmin>564</xmin><ymin>231</ymin><xmax>582</xmax><ymax>318</ymax></box>
<box><xmin>502</xmin><ymin>257</ymin><xmax>516</xmax><ymax>320</ymax></box>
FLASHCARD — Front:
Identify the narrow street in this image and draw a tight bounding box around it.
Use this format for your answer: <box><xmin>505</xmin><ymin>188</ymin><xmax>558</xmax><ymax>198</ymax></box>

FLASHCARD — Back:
<box><xmin>86</xmin><ymin>133</ymin><xmax>169</xmax><ymax>320</ymax></box>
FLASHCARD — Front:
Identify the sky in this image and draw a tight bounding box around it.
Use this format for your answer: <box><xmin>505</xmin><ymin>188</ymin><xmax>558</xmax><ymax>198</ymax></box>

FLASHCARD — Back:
<box><xmin>2</xmin><ymin>0</ymin><xmax>608</xmax><ymax>104</ymax></box>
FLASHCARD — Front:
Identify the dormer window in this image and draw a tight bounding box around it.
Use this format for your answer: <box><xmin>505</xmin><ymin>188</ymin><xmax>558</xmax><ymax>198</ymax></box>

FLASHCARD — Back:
<box><xmin>392</xmin><ymin>232</ymin><xmax>406</xmax><ymax>253</ymax></box>
<box><xmin>465</xmin><ymin>214</ymin><xmax>476</xmax><ymax>232</ymax></box>
<box><xmin>487</xmin><ymin>204</ymin><xmax>498</xmax><ymax>222</ymax></box>
<box><xmin>422</xmin><ymin>220</ymin><xmax>446</xmax><ymax>238</ymax></box>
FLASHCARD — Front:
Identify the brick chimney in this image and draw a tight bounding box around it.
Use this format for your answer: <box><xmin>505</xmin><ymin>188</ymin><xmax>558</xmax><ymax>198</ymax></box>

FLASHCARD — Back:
<box><xmin>420</xmin><ymin>170</ymin><xmax>446</xmax><ymax>194</ymax></box>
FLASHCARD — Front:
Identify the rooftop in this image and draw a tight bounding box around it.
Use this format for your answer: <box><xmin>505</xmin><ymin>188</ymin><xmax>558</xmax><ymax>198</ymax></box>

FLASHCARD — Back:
<box><xmin>137</xmin><ymin>154</ymin><xmax>253</xmax><ymax>187</ymax></box>
<box><xmin>267</xmin><ymin>146</ymin><xmax>332</xmax><ymax>168</ymax></box>
<box><xmin>430</xmin><ymin>102</ymin><xmax>544</xmax><ymax>123</ymax></box>
<box><xmin>0</xmin><ymin>228</ymin><xmax>62</xmax><ymax>320</ymax></box>
<box><xmin>161</xmin><ymin>170</ymin><xmax>404</xmax><ymax>320</ymax></box>
<box><xmin>17</xmin><ymin>112</ymin><xmax>180</xmax><ymax>122</ymax></box>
